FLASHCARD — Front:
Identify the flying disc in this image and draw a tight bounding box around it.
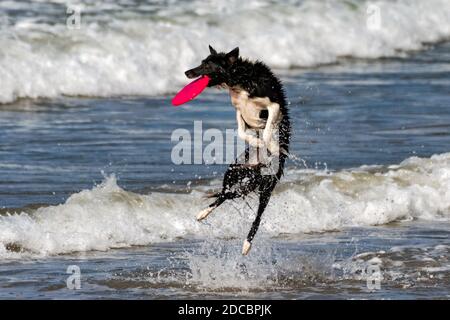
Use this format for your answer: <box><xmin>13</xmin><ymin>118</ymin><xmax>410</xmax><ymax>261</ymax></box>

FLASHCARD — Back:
<box><xmin>172</xmin><ymin>75</ymin><xmax>210</xmax><ymax>106</ymax></box>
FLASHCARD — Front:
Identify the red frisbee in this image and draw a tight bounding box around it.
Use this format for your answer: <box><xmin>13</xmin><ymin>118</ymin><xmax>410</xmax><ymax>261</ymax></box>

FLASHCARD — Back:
<box><xmin>172</xmin><ymin>75</ymin><xmax>210</xmax><ymax>106</ymax></box>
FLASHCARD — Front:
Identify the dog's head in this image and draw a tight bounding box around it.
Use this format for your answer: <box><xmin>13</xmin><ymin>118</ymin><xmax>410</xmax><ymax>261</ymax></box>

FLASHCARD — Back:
<box><xmin>184</xmin><ymin>46</ymin><xmax>239</xmax><ymax>87</ymax></box>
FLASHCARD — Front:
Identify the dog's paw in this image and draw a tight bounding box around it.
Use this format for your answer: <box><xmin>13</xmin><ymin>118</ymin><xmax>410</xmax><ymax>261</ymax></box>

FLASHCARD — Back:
<box><xmin>267</xmin><ymin>141</ymin><xmax>280</xmax><ymax>156</ymax></box>
<box><xmin>242</xmin><ymin>240</ymin><xmax>252</xmax><ymax>255</ymax></box>
<box><xmin>196</xmin><ymin>207</ymin><xmax>214</xmax><ymax>221</ymax></box>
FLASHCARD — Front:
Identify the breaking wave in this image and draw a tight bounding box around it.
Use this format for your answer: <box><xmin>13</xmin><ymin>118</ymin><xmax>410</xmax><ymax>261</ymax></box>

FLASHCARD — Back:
<box><xmin>1</xmin><ymin>0</ymin><xmax>450</xmax><ymax>103</ymax></box>
<box><xmin>0</xmin><ymin>152</ymin><xmax>449</xmax><ymax>258</ymax></box>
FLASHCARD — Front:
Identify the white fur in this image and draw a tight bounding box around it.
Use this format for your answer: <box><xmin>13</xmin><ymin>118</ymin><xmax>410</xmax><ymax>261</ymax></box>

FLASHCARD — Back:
<box><xmin>242</xmin><ymin>239</ymin><xmax>252</xmax><ymax>255</ymax></box>
<box><xmin>229</xmin><ymin>87</ymin><xmax>281</xmax><ymax>155</ymax></box>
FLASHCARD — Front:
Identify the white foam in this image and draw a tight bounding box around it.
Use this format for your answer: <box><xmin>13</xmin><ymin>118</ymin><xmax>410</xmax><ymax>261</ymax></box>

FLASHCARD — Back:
<box><xmin>182</xmin><ymin>238</ymin><xmax>335</xmax><ymax>291</ymax></box>
<box><xmin>0</xmin><ymin>152</ymin><xmax>449</xmax><ymax>258</ymax></box>
<box><xmin>1</xmin><ymin>0</ymin><xmax>450</xmax><ymax>103</ymax></box>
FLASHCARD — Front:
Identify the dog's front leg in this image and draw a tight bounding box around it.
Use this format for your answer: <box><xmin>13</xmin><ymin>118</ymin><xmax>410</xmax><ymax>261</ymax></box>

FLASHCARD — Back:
<box><xmin>262</xmin><ymin>103</ymin><xmax>280</xmax><ymax>156</ymax></box>
<box><xmin>236</xmin><ymin>111</ymin><xmax>265</xmax><ymax>148</ymax></box>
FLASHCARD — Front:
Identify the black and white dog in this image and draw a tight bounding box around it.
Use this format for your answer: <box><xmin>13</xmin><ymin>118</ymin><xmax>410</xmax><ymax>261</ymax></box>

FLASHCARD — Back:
<box><xmin>185</xmin><ymin>46</ymin><xmax>291</xmax><ymax>255</ymax></box>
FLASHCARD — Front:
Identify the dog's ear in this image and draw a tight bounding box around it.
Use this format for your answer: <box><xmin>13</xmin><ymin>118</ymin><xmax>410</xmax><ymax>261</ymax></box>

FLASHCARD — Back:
<box><xmin>226</xmin><ymin>47</ymin><xmax>239</xmax><ymax>64</ymax></box>
<box><xmin>209</xmin><ymin>45</ymin><xmax>217</xmax><ymax>55</ymax></box>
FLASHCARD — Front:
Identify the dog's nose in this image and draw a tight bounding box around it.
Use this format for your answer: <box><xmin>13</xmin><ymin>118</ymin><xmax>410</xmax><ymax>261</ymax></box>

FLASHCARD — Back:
<box><xmin>185</xmin><ymin>70</ymin><xmax>195</xmax><ymax>79</ymax></box>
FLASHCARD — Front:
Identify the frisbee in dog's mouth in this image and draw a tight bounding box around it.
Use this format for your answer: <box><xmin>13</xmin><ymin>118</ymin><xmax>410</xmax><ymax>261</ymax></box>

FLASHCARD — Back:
<box><xmin>172</xmin><ymin>75</ymin><xmax>210</xmax><ymax>106</ymax></box>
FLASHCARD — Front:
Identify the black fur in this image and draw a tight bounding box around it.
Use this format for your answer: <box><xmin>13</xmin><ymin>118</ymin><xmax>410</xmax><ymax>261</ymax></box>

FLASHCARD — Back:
<box><xmin>186</xmin><ymin>46</ymin><xmax>291</xmax><ymax>245</ymax></box>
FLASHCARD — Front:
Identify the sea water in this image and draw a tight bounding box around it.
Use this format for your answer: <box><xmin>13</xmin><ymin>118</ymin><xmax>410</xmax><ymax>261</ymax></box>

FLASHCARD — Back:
<box><xmin>0</xmin><ymin>0</ymin><xmax>449</xmax><ymax>299</ymax></box>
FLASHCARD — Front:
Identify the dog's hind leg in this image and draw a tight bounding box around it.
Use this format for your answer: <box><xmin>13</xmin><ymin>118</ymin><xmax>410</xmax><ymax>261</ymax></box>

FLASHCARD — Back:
<box><xmin>196</xmin><ymin>195</ymin><xmax>226</xmax><ymax>221</ymax></box>
<box><xmin>242</xmin><ymin>179</ymin><xmax>277</xmax><ymax>255</ymax></box>
<box><xmin>197</xmin><ymin>183</ymin><xmax>251</xmax><ymax>221</ymax></box>
<box><xmin>197</xmin><ymin>158</ymin><xmax>260</xmax><ymax>221</ymax></box>
<box><xmin>196</xmin><ymin>188</ymin><xmax>246</xmax><ymax>221</ymax></box>
<box><xmin>197</xmin><ymin>206</ymin><xmax>215</xmax><ymax>221</ymax></box>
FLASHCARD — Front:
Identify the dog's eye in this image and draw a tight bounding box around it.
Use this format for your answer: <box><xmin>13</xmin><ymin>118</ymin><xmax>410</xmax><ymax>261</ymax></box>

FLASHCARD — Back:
<box><xmin>207</xmin><ymin>62</ymin><xmax>218</xmax><ymax>69</ymax></box>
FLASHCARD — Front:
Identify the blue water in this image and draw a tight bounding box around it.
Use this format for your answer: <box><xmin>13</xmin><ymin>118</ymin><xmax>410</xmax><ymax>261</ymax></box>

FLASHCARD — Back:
<box><xmin>0</xmin><ymin>0</ymin><xmax>449</xmax><ymax>300</ymax></box>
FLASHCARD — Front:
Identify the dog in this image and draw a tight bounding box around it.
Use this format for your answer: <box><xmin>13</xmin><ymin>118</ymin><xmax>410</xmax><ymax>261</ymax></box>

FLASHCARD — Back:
<box><xmin>185</xmin><ymin>46</ymin><xmax>291</xmax><ymax>255</ymax></box>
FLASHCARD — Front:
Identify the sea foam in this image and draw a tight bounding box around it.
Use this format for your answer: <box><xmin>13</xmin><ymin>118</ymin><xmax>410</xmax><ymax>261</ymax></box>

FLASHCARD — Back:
<box><xmin>0</xmin><ymin>152</ymin><xmax>449</xmax><ymax>258</ymax></box>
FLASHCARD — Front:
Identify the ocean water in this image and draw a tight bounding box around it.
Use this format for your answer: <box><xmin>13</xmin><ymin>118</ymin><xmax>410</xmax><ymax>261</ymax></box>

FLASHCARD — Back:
<box><xmin>0</xmin><ymin>0</ymin><xmax>450</xmax><ymax>299</ymax></box>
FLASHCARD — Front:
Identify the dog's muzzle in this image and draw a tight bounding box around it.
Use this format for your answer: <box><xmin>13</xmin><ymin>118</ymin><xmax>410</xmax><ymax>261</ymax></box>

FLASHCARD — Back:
<box><xmin>185</xmin><ymin>70</ymin><xmax>196</xmax><ymax>79</ymax></box>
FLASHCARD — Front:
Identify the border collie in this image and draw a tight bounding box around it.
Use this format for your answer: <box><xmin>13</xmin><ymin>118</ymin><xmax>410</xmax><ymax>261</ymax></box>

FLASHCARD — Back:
<box><xmin>185</xmin><ymin>46</ymin><xmax>291</xmax><ymax>255</ymax></box>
